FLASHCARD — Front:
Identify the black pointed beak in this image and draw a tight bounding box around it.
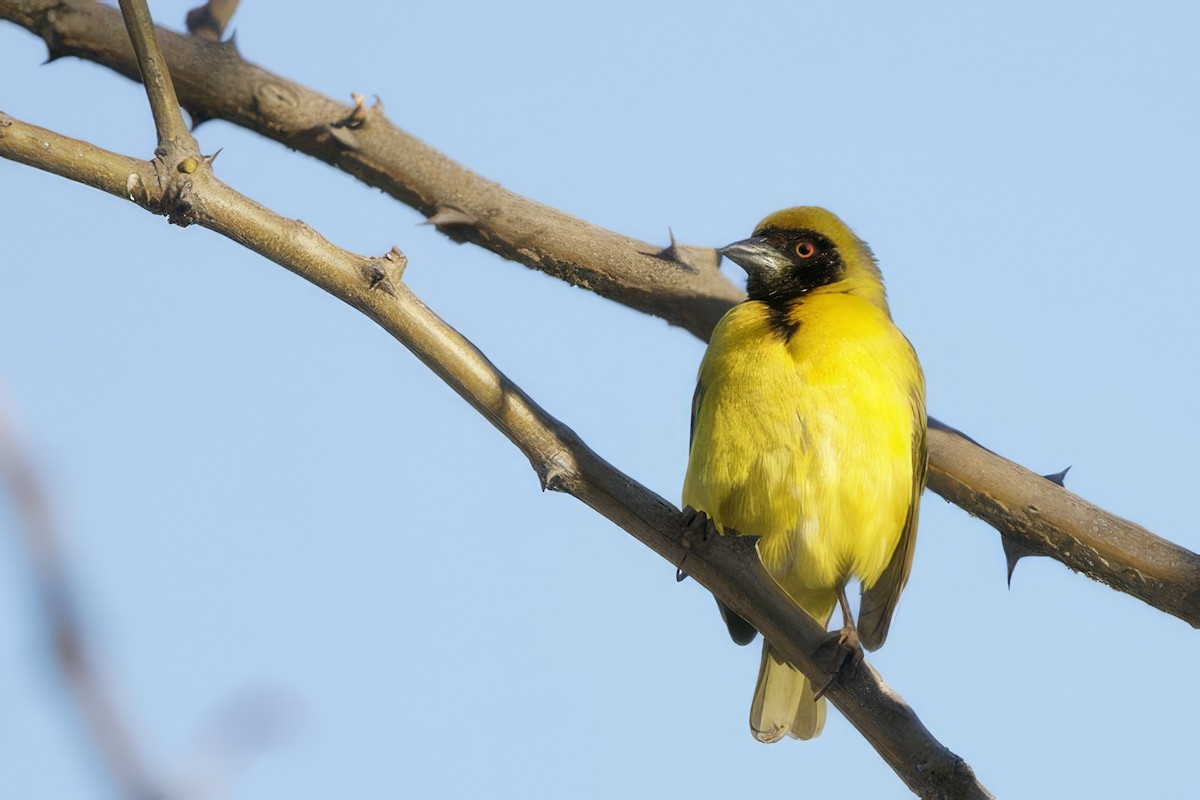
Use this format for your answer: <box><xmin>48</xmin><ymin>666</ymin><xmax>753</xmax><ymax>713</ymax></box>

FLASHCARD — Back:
<box><xmin>718</xmin><ymin>236</ymin><xmax>783</xmax><ymax>280</ymax></box>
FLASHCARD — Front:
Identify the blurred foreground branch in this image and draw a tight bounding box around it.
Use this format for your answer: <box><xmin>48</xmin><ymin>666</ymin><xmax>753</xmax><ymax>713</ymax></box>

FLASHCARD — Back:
<box><xmin>1</xmin><ymin>0</ymin><xmax>1194</xmax><ymax>626</ymax></box>
<box><xmin>0</xmin><ymin>395</ymin><xmax>162</xmax><ymax>799</ymax></box>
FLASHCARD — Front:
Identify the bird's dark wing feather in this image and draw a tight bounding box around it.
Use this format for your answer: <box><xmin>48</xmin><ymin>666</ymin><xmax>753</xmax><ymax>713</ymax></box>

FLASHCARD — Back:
<box><xmin>718</xmin><ymin>600</ymin><xmax>760</xmax><ymax>646</ymax></box>
<box><xmin>858</xmin><ymin>379</ymin><xmax>927</xmax><ymax>652</ymax></box>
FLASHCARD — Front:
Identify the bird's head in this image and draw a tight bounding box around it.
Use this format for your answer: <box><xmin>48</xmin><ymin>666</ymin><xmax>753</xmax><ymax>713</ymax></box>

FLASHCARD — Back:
<box><xmin>719</xmin><ymin>207</ymin><xmax>887</xmax><ymax>311</ymax></box>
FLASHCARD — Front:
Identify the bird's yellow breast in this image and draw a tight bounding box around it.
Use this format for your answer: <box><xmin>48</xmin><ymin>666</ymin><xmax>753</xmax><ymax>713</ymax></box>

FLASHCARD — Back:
<box><xmin>683</xmin><ymin>292</ymin><xmax>921</xmax><ymax>593</ymax></box>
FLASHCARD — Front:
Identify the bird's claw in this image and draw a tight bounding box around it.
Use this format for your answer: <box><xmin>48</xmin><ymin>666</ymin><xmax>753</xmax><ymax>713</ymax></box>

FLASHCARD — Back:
<box><xmin>677</xmin><ymin>506</ymin><xmax>719</xmax><ymax>581</ymax></box>
<box><xmin>811</xmin><ymin>625</ymin><xmax>864</xmax><ymax>700</ymax></box>
<box><xmin>680</xmin><ymin>505</ymin><xmax>717</xmax><ymax>541</ymax></box>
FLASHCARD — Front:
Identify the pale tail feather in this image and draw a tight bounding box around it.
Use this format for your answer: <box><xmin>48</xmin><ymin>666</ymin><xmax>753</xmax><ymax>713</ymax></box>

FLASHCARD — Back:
<box><xmin>749</xmin><ymin>592</ymin><xmax>836</xmax><ymax>742</ymax></box>
<box><xmin>750</xmin><ymin>644</ymin><xmax>825</xmax><ymax>741</ymax></box>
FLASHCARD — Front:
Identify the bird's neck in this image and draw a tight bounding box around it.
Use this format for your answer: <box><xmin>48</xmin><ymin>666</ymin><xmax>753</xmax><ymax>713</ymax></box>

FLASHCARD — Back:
<box><xmin>809</xmin><ymin>277</ymin><xmax>891</xmax><ymax>316</ymax></box>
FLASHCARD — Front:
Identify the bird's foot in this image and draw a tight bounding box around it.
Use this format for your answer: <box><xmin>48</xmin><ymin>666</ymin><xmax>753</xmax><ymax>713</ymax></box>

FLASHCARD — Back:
<box><xmin>680</xmin><ymin>505</ymin><xmax>718</xmax><ymax>540</ymax></box>
<box><xmin>677</xmin><ymin>506</ymin><xmax>718</xmax><ymax>581</ymax></box>
<box><xmin>811</xmin><ymin>624</ymin><xmax>864</xmax><ymax>700</ymax></box>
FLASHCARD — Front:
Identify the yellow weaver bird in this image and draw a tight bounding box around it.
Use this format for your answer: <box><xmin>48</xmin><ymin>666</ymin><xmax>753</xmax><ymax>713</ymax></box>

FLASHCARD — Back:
<box><xmin>683</xmin><ymin>207</ymin><xmax>926</xmax><ymax>742</ymax></box>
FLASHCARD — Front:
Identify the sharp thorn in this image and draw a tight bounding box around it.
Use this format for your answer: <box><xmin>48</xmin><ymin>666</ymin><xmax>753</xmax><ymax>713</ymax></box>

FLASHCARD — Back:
<box><xmin>926</xmin><ymin>417</ymin><xmax>998</xmax><ymax>455</ymax></box>
<box><xmin>1000</xmin><ymin>534</ymin><xmax>1041</xmax><ymax>587</ymax></box>
<box><xmin>327</xmin><ymin>124</ymin><xmax>360</xmax><ymax>150</ymax></box>
<box><xmin>423</xmin><ymin>207</ymin><xmax>478</xmax><ymax>229</ymax></box>
<box><xmin>652</xmin><ymin>227</ymin><xmax>682</xmax><ymax>262</ymax></box>
<box><xmin>1043</xmin><ymin>466</ymin><xmax>1071</xmax><ymax>487</ymax></box>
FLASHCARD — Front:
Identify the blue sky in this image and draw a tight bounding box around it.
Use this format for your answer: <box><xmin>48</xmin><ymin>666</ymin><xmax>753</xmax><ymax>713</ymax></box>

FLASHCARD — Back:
<box><xmin>2</xmin><ymin>1</ymin><xmax>1199</xmax><ymax>797</ymax></box>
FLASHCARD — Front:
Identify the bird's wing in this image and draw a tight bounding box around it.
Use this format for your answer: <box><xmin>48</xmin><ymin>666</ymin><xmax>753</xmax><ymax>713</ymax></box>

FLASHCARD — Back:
<box><xmin>689</xmin><ymin>375</ymin><xmax>760</xmax><ymax>646</ymax></box>
<box><xmin>857</xmin><ymin>375</ymin><xmax>928</xmax><ymax>652</ymax></box>
<box><xmin>690</xmin><ymin>378</ymin><xmax>704</xmax><ymax>445</ymax></box>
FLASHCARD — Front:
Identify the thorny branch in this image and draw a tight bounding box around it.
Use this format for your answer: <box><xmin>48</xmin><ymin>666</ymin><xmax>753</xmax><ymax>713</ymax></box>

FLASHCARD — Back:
<box><xmin>0</xmin><ymin>0</ymin><xmax>740</xmax><ymax>339</ymax></box>
<box><xmin>1</xmin><ymin>0</ymin><xmax>1194</xmax><ymax>626</ymax></box>
<box><xmin>0</xmin><ymin>108</ymin><xmax>991</xmax><ymax>799</ymax></box>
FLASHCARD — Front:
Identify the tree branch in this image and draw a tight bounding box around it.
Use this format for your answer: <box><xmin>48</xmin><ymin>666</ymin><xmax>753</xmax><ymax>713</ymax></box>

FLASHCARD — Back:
<box><xmin>2</xmin><ymin>0</ymin><xmax>1195</xmax><ymax>625</ymax></box>
<box><xmin>0</xmin><ymin>110</ymin><xmax>992</xmax><ymax>799</ymax></box>
<box><xmin>116</xmin><ymin>0</ymin><xmax>194</xmax><ymax>151</ymax></box>
<box><xmin>927</xmin><ymin>423</ymin><xmax>1200</xmax><ymax>624</ymax></box>
<box><xmin>0</xmin><ymin>0</ymin><xmax>741</xmax><ymax>341</ymax></box>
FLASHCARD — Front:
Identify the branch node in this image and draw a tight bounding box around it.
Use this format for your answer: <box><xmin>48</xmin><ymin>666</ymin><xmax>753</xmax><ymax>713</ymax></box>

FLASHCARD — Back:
<box><xmin>326</xmin><ymin>93</ymin><xmax>385</xmax><ymax>149</ymax></box>
<box><xmin>542</xmin><ymin>473</ymin><xmax>569</xmax><ymax>493</ymax></box>
<box><xmin>383</xmin><ymin>245</ymin><xmax>408</xmax><ymax>275</ymax></box>
<box><xmin>362</xmin><ymin>257</ymin><xmax>399</xmax><ymax>296</ymax></box>
<box><xmin>345</xmin><ymin>93</ymin><xmax>370</xmax><ymax>128</ymax></box>
<box><xmin>160</xmin><ymin>177</ymin><xmax>199</xmax><ymax>226</ymax></box>
<box><xmin>253</xmin><ymin>82</ymin><xmax>300</xmax><ymax>115</ymax></box>
<box><xmin>537</xmin><ymin>452</ymin><xmax>579</xmax><ymax>493</ymax></box>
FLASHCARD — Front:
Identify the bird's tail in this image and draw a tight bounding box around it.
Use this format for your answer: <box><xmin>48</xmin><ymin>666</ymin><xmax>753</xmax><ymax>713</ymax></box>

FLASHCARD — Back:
<box><xmin>749</xmin><ymin>590</ymin><xmax>836</xmax><ymax>742</ymax></box>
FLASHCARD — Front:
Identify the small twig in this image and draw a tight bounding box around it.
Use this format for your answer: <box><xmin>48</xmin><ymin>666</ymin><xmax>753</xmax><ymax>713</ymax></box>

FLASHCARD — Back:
<box><xmin>0</xmin><ymin>390</ymin><xmax>162</xmax><ymax>800</ymax></box>
<box><xmin>185</xmin><ymin>0</ymin><xmax>239</xmax><ymax>42</ymax></box>
<box><xmin>116</xmin><ymin>0</ymin><xmax>195</xmax><ymax>152</ymax></box>
<box><xmin>0</xmin><ymin>111</ymin><xmax>991</xmax><ymax>799</ymax></box>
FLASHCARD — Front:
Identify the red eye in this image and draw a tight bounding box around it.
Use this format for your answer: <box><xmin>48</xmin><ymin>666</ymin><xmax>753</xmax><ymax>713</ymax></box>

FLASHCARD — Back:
<box><xmin>794</xmin><ymin>240</ymin><xmax>817</xmax><ymax>259</ymax></box>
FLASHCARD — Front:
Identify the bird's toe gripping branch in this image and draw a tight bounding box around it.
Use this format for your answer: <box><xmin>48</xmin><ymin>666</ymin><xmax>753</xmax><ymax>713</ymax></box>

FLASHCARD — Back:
<box><xmin>813</xmin><ymin>588</ymin><xmax>866</xmax><ymax>700</ymax></box>
<box><xmin>677</xmin><ymin>505</ymin><xmax>719</xmax><ymax>582</ymax></box>
<box><xmin>812</xmin><ymin>625</ymin><xmax>866</xmax><ymax>701</ymax></box>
